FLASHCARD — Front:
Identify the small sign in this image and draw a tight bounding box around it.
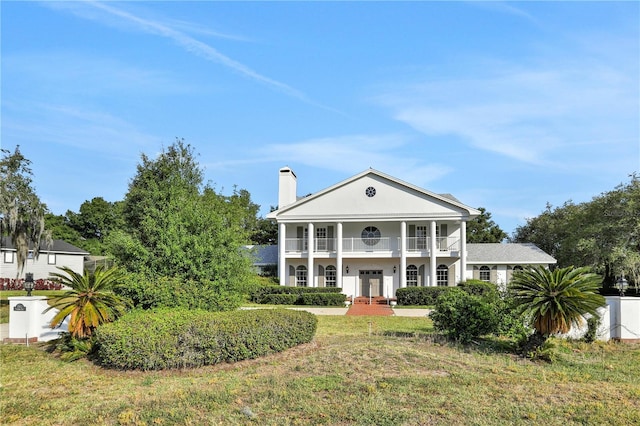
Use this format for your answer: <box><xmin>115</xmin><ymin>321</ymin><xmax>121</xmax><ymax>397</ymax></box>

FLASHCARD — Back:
<box><xmin>13</xmin><ymin>303</ymin><xmax>26</xmax><ymax>312</ymax></box>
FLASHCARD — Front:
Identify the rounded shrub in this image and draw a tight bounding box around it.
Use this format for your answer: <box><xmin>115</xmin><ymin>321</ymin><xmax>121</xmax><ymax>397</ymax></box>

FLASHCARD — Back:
<box><xmin>95</xmin><ymin>308</ymin><xmax>317</xmax><ymax>370</ymax></box>
<box><xmin>429</xmin><ymin>288</ymin><xmax>500</xmax><ymax>343</ymax></box>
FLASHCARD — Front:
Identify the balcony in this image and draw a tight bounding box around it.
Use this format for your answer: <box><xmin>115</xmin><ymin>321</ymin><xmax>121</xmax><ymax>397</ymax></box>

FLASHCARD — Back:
<box><xmin>284</xmin><ymin>237</ymin><xmax>460</xmax><ymax>254</ymax></box>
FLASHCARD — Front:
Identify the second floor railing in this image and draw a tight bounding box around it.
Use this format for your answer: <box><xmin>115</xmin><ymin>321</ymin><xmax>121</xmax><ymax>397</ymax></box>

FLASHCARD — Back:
<box><xmin>284</xmin><ymin>237</ymin><xmax>460</xmax><ymax>254</ymax></box>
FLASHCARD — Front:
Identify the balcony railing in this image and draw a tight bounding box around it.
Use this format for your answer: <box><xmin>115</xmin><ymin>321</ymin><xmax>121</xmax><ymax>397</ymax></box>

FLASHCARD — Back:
<box><xmin>284</xmin><ymin>237</ymin><xmax>460</xmax><ymax>254</ymax></box>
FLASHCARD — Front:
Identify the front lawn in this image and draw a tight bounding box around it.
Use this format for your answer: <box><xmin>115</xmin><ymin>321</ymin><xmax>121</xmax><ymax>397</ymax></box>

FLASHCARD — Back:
<box><xmin>1</xmin><ymin>314</ymin><xmax>638</xmax><ymax>425</ymax></box>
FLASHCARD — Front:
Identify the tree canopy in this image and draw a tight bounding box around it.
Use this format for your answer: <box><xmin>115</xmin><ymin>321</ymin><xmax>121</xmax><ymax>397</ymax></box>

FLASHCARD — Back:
<box><xmin>109</xmin><ymin>139</ymin><xmax>254</xmax><ymax>292</ymax></box>
<box><xmin>0</xmin><ymin>146</ymin><xmax>52</xmax><ymax>273</ymax></box>
<box><xmin>466</xmin><ymin>207</ymin><xmax>507</xmax><ymax>243</ymax></box>
<box><xmin>511</xmin><ymin>175</ymin><xmax>640</xmax><ymax>290</ymax></box>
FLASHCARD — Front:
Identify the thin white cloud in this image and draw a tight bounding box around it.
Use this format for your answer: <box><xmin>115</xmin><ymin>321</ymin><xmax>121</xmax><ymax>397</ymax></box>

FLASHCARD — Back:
<box><xmin>45</xmin><ymin>1</ymin><xmax>334</xmax><ymax>111</ymax></box>
<box><xmin>206</xmin><ymin>134</ymin><xmax>453</xmax><ymax>187</ymax></box>
<box><xmin>377</xmin><ymin>55</ymin><xmax>638</xmax><ymax>171</ymax></box>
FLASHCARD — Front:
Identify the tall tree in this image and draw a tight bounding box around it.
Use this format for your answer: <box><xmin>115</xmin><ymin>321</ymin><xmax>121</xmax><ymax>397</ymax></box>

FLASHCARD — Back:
<box><xmin>511</xmin><ymin>175</ymin><xmax>640</xmax><ymax>289</ymax></box>
<box><xmin>0</xmin><ymin>146</ymin><xmax>52</xmax><ymax>273</ymax></box>
<box><xmin>466</xmin><ymin>207</ymin><xmax>507</xmax><ymax>243</ymax></box>
<box><xmin>111</xmin><ymin>139</ymin><xmax>254</xmax><ymax>292</ymax></box>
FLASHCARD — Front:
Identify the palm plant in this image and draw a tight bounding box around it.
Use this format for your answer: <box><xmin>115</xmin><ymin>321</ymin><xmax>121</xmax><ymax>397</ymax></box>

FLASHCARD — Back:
<box><xmin>45</xmin><ymin>266</ymin><xmax>130</xmax><ymax>338</ymax></box>
<box><xmin>509</xmin><ymin>265</ymin><xmax>605</xmax><ymax>349</ymax></box>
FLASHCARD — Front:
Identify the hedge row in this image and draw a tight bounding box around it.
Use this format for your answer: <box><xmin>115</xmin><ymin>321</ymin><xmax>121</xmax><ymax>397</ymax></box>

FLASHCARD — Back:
<box><xmin>95</xmin><ymin>308</ymin><xmax>317</xmax><ymax>370</ymax></box>
<box><xmin>250</xmin><ymin>285</ymin><xmax>343</xmax><ymax>304</ymax></box>
<box><xmin>396</xmin><ymin>287</ymin><xmax>453</xmax><ymax>306</ymax></box>
<box><xmin>0</xmin><ymin>278</ymin><xmax>63</xmax><ymax>291</ymax></box>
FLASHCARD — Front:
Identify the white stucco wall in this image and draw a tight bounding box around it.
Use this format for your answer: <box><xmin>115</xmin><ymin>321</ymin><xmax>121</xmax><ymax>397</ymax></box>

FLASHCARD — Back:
<box><xmin>605</xmin><ymin>296</ymin><xmax>640</xmax><ymax>341</ymax></box>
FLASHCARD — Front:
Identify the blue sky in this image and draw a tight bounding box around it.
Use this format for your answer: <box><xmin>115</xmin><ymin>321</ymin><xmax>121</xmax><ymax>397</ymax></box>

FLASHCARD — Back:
<box><xmin>2</xmin><ymin>1</ymin><xmax>638</xmax><ymax>235</ymax></box>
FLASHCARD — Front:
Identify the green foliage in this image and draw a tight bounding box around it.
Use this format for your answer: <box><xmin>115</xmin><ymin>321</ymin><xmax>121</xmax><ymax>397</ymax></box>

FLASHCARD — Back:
<box><xmin>0</xmin><ymin>145</ymin><xmax>52</xmax><ymax>273</ymax></box>
<box><xmin>511</xmin><ymin>175</ymin><xmax>640</xmax><ymax>289</ymax></box>
<box><xmin>300</xmin><ymin>293</ymin><xmax>346</xmax><ymax>306</ymax></box>
<box><xmin>45</xmin><ymin>332</ymin><xmax>94</xmax><ymax>362</ymax></box>
<box><xmin>95</xmin><ymin>308</ymin><xmax>318</xmax><ymax>370</ymax></box>
<box><xmin>509</xmin><ymin>265</ymin><xmax>605</xmax><ymax>338</ymax></box>
<box><xmin>45</xmin><ymin>266</ymin><xmax>130</xmax><ymax>338</ymax></box>
<box><xmin>112</xmin><ymin>139</ymin><xmax>253</xmax><ymax>295</ymax></box>
<box><xmin>583</xmin><ymin>315</ymin><xmax>602</xmax><ymax>344</ymax></box>
<box><xmin>466</xmin><ymin>207</ymin><xmax>508</xmax><ymax>243</ymax></box>
<box><xmin>249</xmin><ymin>285</ymin><xmax>342</xmax><ymax>303</ymax></box>
<box><xmin>457</xmin><ymin>280</ymin><xmax>500</xmax><ymax>299</ymax></box>
<box><xmin>113</xmin><ymin>273</ymin><xmax>242</xmax><ymax>312</ymax></box>
<box><xmin>250</xmin><ymin>285</ymin><xmax>345</xmax><ymax>306</ymax></box>
<box><xmin>429</xmin><ymin>289</ymin><xmax>500</xmax><ymax>343</ymax></box>
<box><xmin>263</xmin><ymin>293</ymin><xmax>299</xmax><ymax>305</ymax></box>
<box><xmin>395</xmin><ymin>286</ymin><xmax>452</xmax><ymax>306</ymax></box>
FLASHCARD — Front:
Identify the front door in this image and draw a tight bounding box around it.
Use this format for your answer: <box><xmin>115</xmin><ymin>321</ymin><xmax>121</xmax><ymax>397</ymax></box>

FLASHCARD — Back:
<box><xmin>360</xmin><ymin>270</ymin><xmax>383</xmax><ymax>297</ymax></box>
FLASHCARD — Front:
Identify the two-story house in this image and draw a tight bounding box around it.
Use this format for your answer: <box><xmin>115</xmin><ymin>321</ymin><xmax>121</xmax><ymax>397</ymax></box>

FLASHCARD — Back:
<box><xmin>266</xmin><ymin>167</ymin><xmax>555</xmax><ymax>298</ymax></box>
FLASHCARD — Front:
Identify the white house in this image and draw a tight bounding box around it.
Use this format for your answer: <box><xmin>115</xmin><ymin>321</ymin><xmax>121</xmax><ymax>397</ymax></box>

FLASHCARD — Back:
<box><xmin>266</xmin><ymin>167</ymin><xmax>556</xmax><ymax>299</ymax></box>
<box><xmin>0</xmin><ymin>236</ymin><xmax>88</xmax><ymax>281</ymax></box>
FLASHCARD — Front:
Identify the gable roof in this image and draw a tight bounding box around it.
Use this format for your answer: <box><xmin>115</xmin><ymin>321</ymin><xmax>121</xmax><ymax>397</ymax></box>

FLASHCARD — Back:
<box><xmin>267</xmin><ymin>169</ymin><xmax>480</xmax><ymax>221</ymax></box>
<box><xmin>467</xmin><ymin>243</ymin><xmax>556</xmax><ymax>265</ymax></box>
<box><xmin>0</xmin><ymin>237</ymin><xmax>89</xmax><ymax>255</ymax></box>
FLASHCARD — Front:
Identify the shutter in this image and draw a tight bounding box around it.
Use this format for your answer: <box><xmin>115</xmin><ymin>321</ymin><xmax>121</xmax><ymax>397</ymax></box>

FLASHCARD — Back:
<box><xmin>297</xmin><ymin>227</ymin><xmax>304</xmax><ymax>251</ymax></box>
<box><xmin>490</xmin><ymin>266</ymin><xmax>498</xmax><ymax>283</ymax></box>
<box><xmin>318</xmin><ymin>265</ymin><xmax>325</xmax><ymax>287</ymax></box>
<box><xmin>506</xmin><ymin>266</ymin><xmax>513</xmax><ymax>284</ymax></box>
<box><xmin>408</xmin><ymin>225</ymin><xmax>415</xmax><ymax>237</ymax></box>
<box><xmin>440</xmin><ymin>224</ymin><xmax>448</xmax><ymax>236</ymax></box>
<box><xmin>288</xmin><ymin>265</ymin><xmax>295</xmax><ymax>287</ymax></box>
<box><xmin>418</xmin><ymin>265</ymin><xmax>425</xmax><ymax>286</ymax></box>
<box><xmin>448</xmin><ymin>264</ymin><xmax>455</xmax><ymax>287</ymax></box>
<box><xmin>473</xmin><ymin>266</ymin><xmax>479</xmax><ymax>280</ymax></box>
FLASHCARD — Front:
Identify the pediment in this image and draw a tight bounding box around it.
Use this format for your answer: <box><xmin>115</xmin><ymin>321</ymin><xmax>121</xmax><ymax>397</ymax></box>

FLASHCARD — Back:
<box><xmin>270</xmin><ymin>170</ymin><xmax>479</xmax><ymax>221</ymax></box>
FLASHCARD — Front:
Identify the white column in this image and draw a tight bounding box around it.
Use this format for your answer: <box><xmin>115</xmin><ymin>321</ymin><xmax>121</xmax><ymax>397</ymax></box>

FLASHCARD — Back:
<box><xmin>336</xmin><ymin>222</ymin><xmax>343</xmax><ymax>290</ymax></box>
<box><xmin>279</xmin><ymin>223</ymin><xmax>287</xmax><ymax>286</ymax></box>
<box><xmin>307</xmin><ymin>223</ymin><xmax>315</xmax><ymax>287</ymax></box>
<box><xmin>460</xmin><ymin>220</ymin><xmax>467</xmax><ymax>284</ymax></box>
<box><xmin>400</xmin><ymin>221</ymin><xmax>407</xmax><ymax>288</ymax></box>
<box><xmin>430</xmin><ymin>220</ymin><xmax>437</xmax><ymax>287</ymax></box>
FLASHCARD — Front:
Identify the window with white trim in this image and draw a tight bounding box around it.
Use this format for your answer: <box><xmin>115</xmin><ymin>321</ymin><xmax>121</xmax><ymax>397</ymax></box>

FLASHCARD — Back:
<box><xmin>416</xmin><ymin>226</ymin><xmax>428</xmax><ymax>250</ymax></box>
<box><xmin>296</xmin><ymin>265</ymin><xmax>308</xmax><ymax>287</ymax></box>
<box><xmin>325</xmin><ymin>265</ymin><xmax>337</xmax><ymax>287</ymax></box>
<box><xmin>316</xmin><ymin>227</ymin><xmax>327</xmax><ymax>251</ymax></box>
<box><xmin>406</xmin><ymin>265</ymin><xmax>418</xmax><ymax>286</ymax></box>
<box><xmin>436</xmin><ymin>264</ymin><xmax>448</xmax><ymax>286</ymax></box>
<box><xmin>479</xmin><ymin>266</ymin><xmax>490</xmax><ymax>282</ymax></box>
<box><xmin>361</xmin><ymin>226</ymin><xmax>381</xmax><ymax>246</ymax></box>
<box><xmin>4</xmin><ymin>252</ymin><xmax>14</xmax><ymax>263</ymax></box>
<box><xmin>48</xmin><ymin>253</ymin><xmax>56</xmax><ymax>265</ymax></box>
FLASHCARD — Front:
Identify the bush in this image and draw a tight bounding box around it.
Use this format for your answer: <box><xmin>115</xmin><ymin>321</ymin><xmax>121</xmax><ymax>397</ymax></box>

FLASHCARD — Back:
<box><xmin>95</xmin><ymin>308</ymin><xmax>317</xmax><ymax>370</ymax></box>
<box><xmin>457</xmin><ymin>280</ymin><xmax>499</xmax><ymax>299</ymax></box>
<box><xmin>429</xmin><ymin>289</ymin><xmax>500</xmax><ymax>343</ymax></box>
<box><xmin>396</xmin><ymin>287</ymin><xmax>452</xmax><ymax>306</ymax></box>
<box><xmin>263</xmin><ymin>293</ymin><xmax>299</xmax><ymax>305</ymax></box>
<box><xmin>114</xmin><ymin>273</ymin><xmax>242</xmax><ymax>312</ymax></box>
<box><xmin>300</xmin><ymin>293</ymin><xmax>346</xmax><ymax>306</ymax></box>
<box><xmin>250</xmin><ymin>285</ymin><xmax>343</xmax><ymax>304</ymax></box>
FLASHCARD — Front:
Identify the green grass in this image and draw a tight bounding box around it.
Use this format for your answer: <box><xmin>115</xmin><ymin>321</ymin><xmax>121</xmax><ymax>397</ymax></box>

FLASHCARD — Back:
<box><xmin>1</xmin><ymin>315</ymin><xmax>639</xmax><ymax>425</ymax></box>
<box><xmin>0</xmin><ymin>291</ymin><xmax>66</xmax><ymax>324</ymax></box>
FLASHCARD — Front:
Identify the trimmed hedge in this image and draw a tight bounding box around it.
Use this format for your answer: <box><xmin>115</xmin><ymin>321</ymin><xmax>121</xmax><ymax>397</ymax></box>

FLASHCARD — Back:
<box><xmin>300</xmin><ymin>293</ymin><xmax>346</xmax><ymax>306</ymax></box>
<box><xmin>396</xmin><ymin>286</ymin><xmax>453</xmax><ymax>306</ymax></box>
<box><xmin>457</xmin><ymin>280</ymin><xmax>500</xmax><ymax>299</ymax></box>
<box><xmin>95</xmin><ymin>308</ymin><xmax>317</xmax><ymax>370</ymax></box>
<box><xmin>263</xmin><ymin>293</ymin><xmax>299</xmax><ymax>305</ymax></box>
<box><xmin>250</xmin><ymin>285</ymin><xmax>344</xmax><ymax>305</ymax></box>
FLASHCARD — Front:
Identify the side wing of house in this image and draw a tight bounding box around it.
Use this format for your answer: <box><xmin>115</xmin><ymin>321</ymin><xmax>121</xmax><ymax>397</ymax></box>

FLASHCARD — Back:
<box><xmin>465</xmin><ymin>243</ymin><xmax>557</xmax><ymax>290</ymax></box>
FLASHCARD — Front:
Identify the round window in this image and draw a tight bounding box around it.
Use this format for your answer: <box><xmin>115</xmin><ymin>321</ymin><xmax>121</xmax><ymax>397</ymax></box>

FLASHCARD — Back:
<box><xmin>361</xmin><ymin>226</ymin><xmax>381</xmax><ymax>246</ymax></box>
<box><xmin>365</xmin><ymin>186</ymin><xmax>376</xmax><ymax>197</ymax></box>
